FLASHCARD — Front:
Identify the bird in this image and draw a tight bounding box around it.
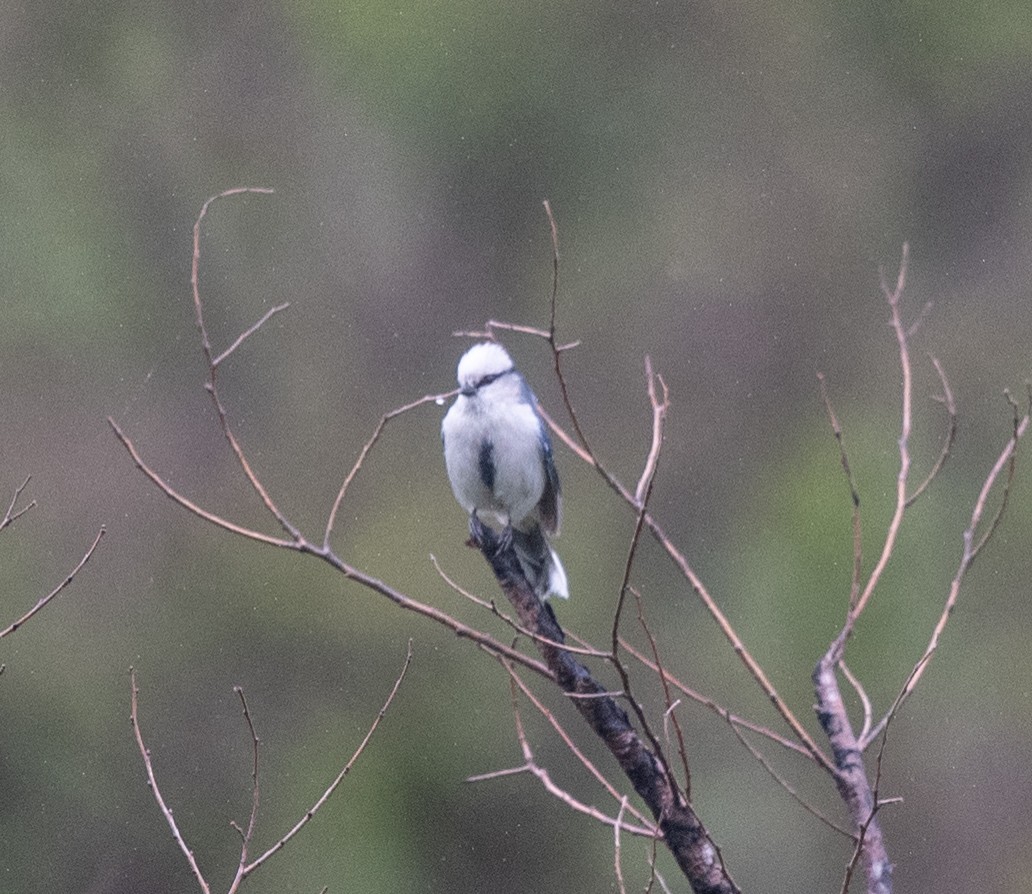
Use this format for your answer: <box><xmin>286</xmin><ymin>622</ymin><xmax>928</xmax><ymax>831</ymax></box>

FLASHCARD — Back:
<box><xmin>441</xmin><ymin>342</ymin><xmax>569</xmax><ymax>601</ymax></box>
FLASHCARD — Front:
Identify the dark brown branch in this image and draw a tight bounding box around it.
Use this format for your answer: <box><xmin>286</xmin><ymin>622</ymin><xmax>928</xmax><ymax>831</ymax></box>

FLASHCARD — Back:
<box><xmin>470</xmin><ymin>517</ymin><xmax>739</xmax><ymax>894</ymax></box>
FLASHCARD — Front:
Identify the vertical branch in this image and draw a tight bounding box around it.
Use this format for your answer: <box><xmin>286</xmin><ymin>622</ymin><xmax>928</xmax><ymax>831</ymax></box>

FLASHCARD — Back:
<box><xmin>130</xmin><ymin>669</ymin><xmax>212</xmax><ymax>894</ymax></box>
<box><xmin>838</xmin><ymin>243</ymin><xmax>912</xmax><ymax>643</ymax></box>
<box><xmin>189</xmin><ymin>187</ymin><xmax>301</xmax><ymax>543</ymax></box>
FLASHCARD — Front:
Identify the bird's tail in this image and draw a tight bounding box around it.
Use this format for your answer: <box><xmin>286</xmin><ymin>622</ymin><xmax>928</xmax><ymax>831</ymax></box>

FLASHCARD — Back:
<box><xmin>511</xmin><ymin>525</ymin><xmax>569</xmax><ymax>600</ymax></box>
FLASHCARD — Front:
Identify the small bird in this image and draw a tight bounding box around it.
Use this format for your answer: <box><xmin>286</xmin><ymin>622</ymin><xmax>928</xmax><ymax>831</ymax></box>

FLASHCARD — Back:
<box><xmin>442</xmin><ymin>342</ymin><xmax>569</xmax><ymax>600</ymax></box>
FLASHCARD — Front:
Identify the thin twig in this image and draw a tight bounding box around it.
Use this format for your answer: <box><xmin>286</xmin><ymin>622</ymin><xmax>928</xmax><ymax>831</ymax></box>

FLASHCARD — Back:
<box><xmin>838</xmin><ymin>661</ymin><xmax>873</xmax><ymax>746</ymax></box>
<box><xmin>230</xmin><ymin>681</ymin><xmax>262</xmax><ymax>842</ymax></box>
<box><xmin>130</xmin><ymin>668</ymin><xmax>212</xmax><ymax>894</ymax></box>
<box><xmin>108</xmin><ymin>417</ymin><xmax>295</xmax><ymax>548</ymax></box>
<box><xmin>1</xmin><ymin>476</ymin><xmax>36</xmax><ymax>530</ymax></box>
<box><xmin>613</xmin><ymin>796</ymin><xmax>629</xmax><ymax>894</ymax></box>
<box><xmin>242</xmin><ymin>641</ymin><xmax>413</xmax><ymax>875</ymax></box>
<box><xmin>324</xmin><ymin>390</ymin><xmax>456</xmax><ymax>548</ymax></box>
<box><xmin>632</xmin><ymin>587</ymin><xmax>691</xmax><ymax>799</ymax></box>
<box><xmin>213</xmin><ymin>303</ymin><xmax>291</xmax><ymax>368</ymax></box>
<box><xmin>542</xmin><ymin>198</ymin><xmax>561</xmax><ymax>341</ymax></box>
<box><xmin>430</xmin><ymin>554</ymin><xmax>611</xmax><ymax>658</ymax></box>
<box><xmin>0</xmin><ymin>527</ymin><xmax>105</xmax><ymax>639</ymax></box>
<box><xmin>839</xmin><ymin>242</ymin><xmax>913</xmax><ymax>639</ymax></box>
<box><xmin>636</xmin><ymin>357</ymin><xmax>669</xmax><ymax>504</ymax></box>
<box><xmin>904</xmin><ymin>354</ymin><xmax>957</xmax><ymax>507</ymax></box>
<box><xmin>818</xmin><ymin>372</ymin><xmax>863</xmax><ymax>610</ymax></box>
<box><xmin>190</xmin><ymin>187</ymin><xmax>304</xmax><ymax>545</ymax></box>
<box><xmin>723</xmin><ymin>713</ymin><xmax>853</xmax><ymax>838</ymax></box>
<box><xmin>611</xmin><ymin>358</ymin><xmax>667</xmax><ymax>654</ymax></box>
<box><xmin>863</xmin><ymin>397</ymin><xmax>1029</xmax><ymax>746</ymax></box>
<box><xmin>469</xmin><ymin>668</ymin><xmax>657</xmax><ymax>836</ymax></box>
<box><xmin>500</xmin><ymin>661</ymin><xmax>655</xmax><ymax>830</ymax></box>
<box><xmin>616</xmin><ymin>637</ymin><xmax>818</xmax><ymax>763</ymax></box>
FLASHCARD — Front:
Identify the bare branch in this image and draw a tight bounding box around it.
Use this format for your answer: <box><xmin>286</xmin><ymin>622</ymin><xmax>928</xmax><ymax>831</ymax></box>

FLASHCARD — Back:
<box><xmin>1</xmin><ymin>476</ymin><xmax>36</xmax><ymax>531</ymax></box>
<box><xmin>242</xmin><ymin>641</ymin><xmax>413</xmax><ymax>876</ymax></box>
<box><xmin>108</xmin><ymin>417</ymin><xmax>295</xmax><ymax>549</ymax></box>
<box><xmin>130</xmin><ymin>668</ymin><xmax>212</xmax><ymax>894</ymax></box>
<box><xmin>616</xmin><ymin>638</ymin><xmax>819</xmax><ymax>763</ymax></box>
<box><xmin>1</xmin><ymin>527</ymin><xmax>105</xmax><ymax>640</ymax></box>
<box><xmin>864</xmin><ymin>396</ymin><xmax>1029</xmax><ymax>746</ymax></box>
<box><xmin>226</xmin><ymin>687</ymin><xmax>261</xmax><ymax>893</ymax></box>
<box><xmin>723</xmin><ymin>711</ymin><xmax>853</xmax><ymax>839</ymax></box>
<box><xmin>818</xmin><ymin>372</ymin><xmax>863</xmax><ymax>610</ymax></box>
<box><xmin>212</xmin><ymin>302</ymin><xmax>291</xmax><ymax>368</ymax></box>
<box><xmin>469</xmin><ymin>669</ymin><xmax>657</xmax><ymax>837</ymax></box>
<box><xmin>190</xmin><ymin>186</ymin><xmax>277</xmax><ymax>369</ymax></box>
<box><xmin>470</xmin><ymin>518</ymin><xmax>740</xmax><ymax>892</ymax></box>
<box><xmin>502</xmin><ymin>660</ymin><xmax>655</xmax><ymax>830</ymax></box>
<box><xmin>325</xmin><ymin>390</ymin><xmax>459</xmax><ymax>549</ymax></box>
<box><xmin>632</xmin><ymin>587</ymin><xmax>692</xmax><ymax>799</ymax></box>
<box><xmin>904</xmin><ymin>354</ymin><xmax>957</xmax><ymax>507</ymax></box>
<box><xmin>189</xmin><ymin>187</ymin><xmax>305</xmax><ymax>544</ymax></box>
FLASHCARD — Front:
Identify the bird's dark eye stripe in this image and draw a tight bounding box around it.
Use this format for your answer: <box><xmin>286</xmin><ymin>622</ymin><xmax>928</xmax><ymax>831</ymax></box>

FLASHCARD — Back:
<box><xmin>475</xmin><ymin>366</ymin><xmax>514</xmax><ymax>389</ymax></box>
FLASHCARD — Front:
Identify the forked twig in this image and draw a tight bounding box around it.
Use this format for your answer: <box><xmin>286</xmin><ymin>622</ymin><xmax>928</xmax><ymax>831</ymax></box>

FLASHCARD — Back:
<box><xmin>431</xmin><ymin>555</ymin><xmax>610</xmax><ymax>659</ymax></box>
<box><xmin>904</xmin><ymin>354</ymin><xmax>957</xmax><ymax>507</ymax></box>
<box><xmin>632</xmin><ymin>587</ymin><xmax>692</xmax><ymax>798</ymax></box>
<box><xmin>240</xmin><ymin>641</ymin><xmax>413</xmax><ymax>878</ymax></box>
<box><xmin>837</xmin><ymin>242</ymin><xmax>914</xmax><ymax>642</ymax></box>
<box><xmin>132</xmin><ymin>642</ymin><xmax>413</xmax><ymax>893</ymax></box>
<box><xmin>863</xmin><ymin>393</ymin><xmax>1029</xmax><ymax>747</ymax></box>
<box><xmin>325</xmin><ymin>391</ymin><xmax>456</xmax><ymax>548</ymax></box>
<box><xmin>1</xmin><ymin>476</ymin><xmax>36</xmax><ymax>530</ymax></box>
<box><xmin>467</xmin><ymin>666</ymin><xmax>657</xmax><ymax>837</ymax></box>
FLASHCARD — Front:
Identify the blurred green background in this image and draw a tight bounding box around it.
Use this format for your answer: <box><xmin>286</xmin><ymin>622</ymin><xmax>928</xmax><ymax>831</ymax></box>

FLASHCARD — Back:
<box><xmin>2</xmin><ymin>2</ymin><xmax>1031</xmax><ymax>892</ymax></box>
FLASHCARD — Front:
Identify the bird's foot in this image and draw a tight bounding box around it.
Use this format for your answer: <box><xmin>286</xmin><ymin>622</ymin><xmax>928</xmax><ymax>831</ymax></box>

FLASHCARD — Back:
<box><xmin>467</xmin><ymin>511</ymin><xmax>498</xmax><ymax>550</ymax></box>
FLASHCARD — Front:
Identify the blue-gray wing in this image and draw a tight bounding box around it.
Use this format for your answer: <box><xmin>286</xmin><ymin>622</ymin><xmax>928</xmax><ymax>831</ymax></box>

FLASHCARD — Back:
<box><xmin>537</xmin><ymin>424</ymin><xmax>562</xmax><ymax>534</ymax></box>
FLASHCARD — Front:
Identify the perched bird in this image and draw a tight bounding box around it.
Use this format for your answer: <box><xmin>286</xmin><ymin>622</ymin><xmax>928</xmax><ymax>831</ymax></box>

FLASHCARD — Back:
<box><xmin>441</xmin><ymin>342</ymin><xmax>569</xmax><ymax>600</ymax></box>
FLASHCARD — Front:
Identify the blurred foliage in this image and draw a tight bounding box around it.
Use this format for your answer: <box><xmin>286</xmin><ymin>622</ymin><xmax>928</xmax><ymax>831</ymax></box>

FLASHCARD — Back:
<box><xmin>2</xmin><ymin>1</ymin><xmax>1031</xmax><ymax>892</ymax></box>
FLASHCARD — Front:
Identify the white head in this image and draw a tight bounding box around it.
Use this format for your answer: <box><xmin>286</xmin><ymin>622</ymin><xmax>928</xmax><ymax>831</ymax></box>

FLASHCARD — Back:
<box><xmin>456</xmin><ymin>342</ymin><xmax>515</xmax><ymax>395</ymax></box>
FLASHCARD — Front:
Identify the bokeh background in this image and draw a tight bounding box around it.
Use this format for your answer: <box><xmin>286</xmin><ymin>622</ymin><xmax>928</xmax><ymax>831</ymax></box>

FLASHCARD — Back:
<box><xmin>2</xmin><ymin>3</ymin><xmax>1031</xmax><ymax>892</ymax></box>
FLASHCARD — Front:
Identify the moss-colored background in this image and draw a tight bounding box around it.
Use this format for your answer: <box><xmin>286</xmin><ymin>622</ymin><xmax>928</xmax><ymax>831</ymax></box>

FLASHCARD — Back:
<box><xmin>2</xmin><ymin>3</ymin><xmax>1031</xmax><ymax>891</ymax></box>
